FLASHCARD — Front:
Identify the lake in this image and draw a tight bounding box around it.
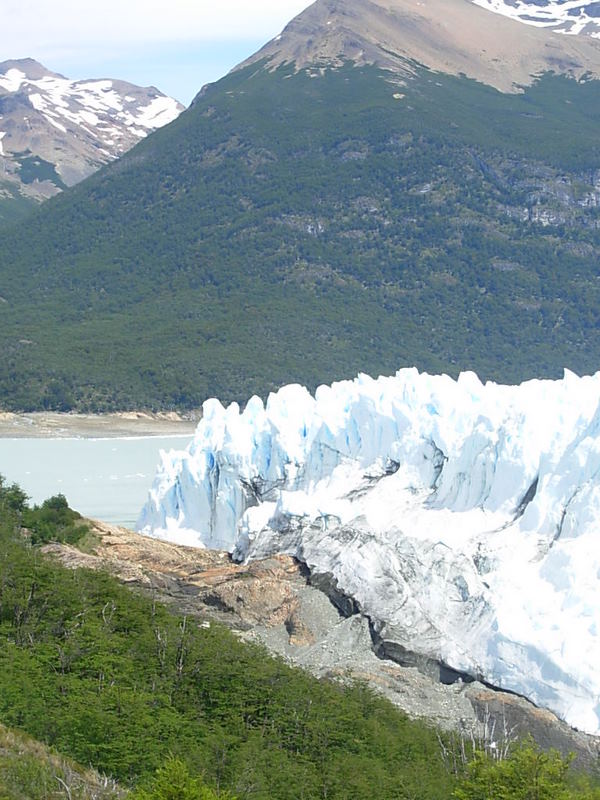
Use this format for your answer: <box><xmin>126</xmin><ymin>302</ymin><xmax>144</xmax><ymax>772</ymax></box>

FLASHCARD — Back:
<box><xmin>0</xmin><ymin>435</ymin><xmax>191</xmax><ymax>528</ymax></box>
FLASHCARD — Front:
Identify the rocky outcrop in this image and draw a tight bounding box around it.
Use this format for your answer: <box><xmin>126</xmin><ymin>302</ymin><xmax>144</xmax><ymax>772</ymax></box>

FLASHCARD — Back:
<box><xmin>42</xmin><ymin>522</ymin><xmax>305</xmax><ymax>631</ymax></box>
<box><xmin>43</xmin><ymin>520</ymin><xmax>600</xmax><ymax>768</ymax></box>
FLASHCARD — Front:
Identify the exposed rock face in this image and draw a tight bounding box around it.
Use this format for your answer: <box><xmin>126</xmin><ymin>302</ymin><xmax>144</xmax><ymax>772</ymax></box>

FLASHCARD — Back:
<box><xmin>235</xmin><ymin>0</ymin><xmax>600</xmax><ymax>92</ymax></box>
<box><xmin>43</xmin><ymin>520</ymin><xmax>600</xmax><ymax>767</ymax></box>
<box><xmin>43</xmin><ymin>522</ymin><xmax>305</xmax><ymax>631</ymax></box>
<box><xmin>0</xmin><ymin>58</ymin><xmax>183</xmax><ymax>204</ymax></box>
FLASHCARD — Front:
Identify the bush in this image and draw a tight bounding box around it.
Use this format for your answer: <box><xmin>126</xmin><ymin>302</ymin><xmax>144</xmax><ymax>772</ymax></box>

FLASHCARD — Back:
<box><xmin>454</xmin><ymin>739</ymin><xmax>575</xmax><ymax>800</ymax></box>
<box><xmin>22</xmin><ymin>493</ymin><xmax>89</xmax><ymax>546</ymax></box>
<box><xmin>0</xmin><ymin>477</ymin><xmax>28</xmax><ymax>514</ymax></box>
<box><xmin>132</xmin><ymin>758</ymin><xmax>234</xmax><ymax>800</ymax></box>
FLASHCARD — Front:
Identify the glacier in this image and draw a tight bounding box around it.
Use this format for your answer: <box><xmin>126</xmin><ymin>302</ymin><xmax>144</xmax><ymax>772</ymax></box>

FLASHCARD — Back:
<box><xmin>138</xmin><ymin>368</ymin><xmax>600</xmax><ymax>736</ymax></box>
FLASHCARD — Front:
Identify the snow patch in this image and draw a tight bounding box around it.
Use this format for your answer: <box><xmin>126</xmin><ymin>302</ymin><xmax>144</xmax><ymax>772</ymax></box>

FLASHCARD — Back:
<box><xmin>4</xmin><ymin>68</ymin><xmax>182</xmax><ymax>150</ymax></box>
<box><xmin>44</xmin><ymin>116</ymin><xmax>67</xmax><ymax>134</ymax></box>
<box><xmin>0</xmin><ymin>68</ymin><xmax>26</xmax><ymax>92</ymax></box>
<box><xmin>134</xmin><ymin>96</ymin><xmax>181</xmax><ymax>128</ymax></box>
<box><xmin>78</xmin><ymin>110</ymin><xmax>100</xmax><ymax>126</ymax></box>
<box><xmin>27</xmin><ymin>93</ymin><xmax>45</xmax><ymax>111</ymax></box>
<box><xmin>472</xmin><ymin>0</ymin><xmax>600</xmax><ymax>35</ymax></box>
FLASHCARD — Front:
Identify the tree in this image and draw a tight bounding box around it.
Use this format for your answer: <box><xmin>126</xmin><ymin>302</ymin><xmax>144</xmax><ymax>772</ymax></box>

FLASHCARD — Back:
<box><xmin>453</xmin><ymin>739</ymin><xmax>573</xmax><ymax>800</ymax></box>
<box><xmin>131</xmin><ymin>758</ymin><xmax>235</xmax><ymax>800</ymax></box>
<box><xmin>0</xmin><ymin>476</ymin><xmax>28</xmax><ymax>514</ymax></box>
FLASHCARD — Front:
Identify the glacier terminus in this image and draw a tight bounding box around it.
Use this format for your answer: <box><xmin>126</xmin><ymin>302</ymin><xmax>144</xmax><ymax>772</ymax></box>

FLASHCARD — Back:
<box><xmin>138</xmin><ymin>368</ymin><xmax>600</xmax><ymax>736</ymax></box>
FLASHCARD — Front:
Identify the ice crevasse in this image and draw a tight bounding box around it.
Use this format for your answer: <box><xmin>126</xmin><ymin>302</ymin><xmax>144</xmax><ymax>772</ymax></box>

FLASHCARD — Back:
<box><xmin>138</xmin><ymin>368</ymin><xmax>600</xmax><ymax>735</ymax></box>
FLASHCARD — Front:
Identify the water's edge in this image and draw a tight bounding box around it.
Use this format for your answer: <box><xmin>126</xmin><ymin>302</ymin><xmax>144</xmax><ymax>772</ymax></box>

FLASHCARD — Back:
<box><xmin>0</xmin><ymin>410</ymin><xmax>198</xmax><ymax>439</ymax></box>
<box><xmin>0</xmin><ymin>433</ymin><xmax>194</xmax><ymax>528</ymax></box>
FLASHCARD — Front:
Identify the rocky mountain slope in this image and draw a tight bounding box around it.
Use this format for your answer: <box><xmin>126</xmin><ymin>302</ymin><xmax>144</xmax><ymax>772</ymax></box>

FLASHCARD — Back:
<box><xmin>0</xmin><ymin>58</ymin><xmax>183</xmax><ymax>222</ymax></box>
<box><xmin>2</xmin><ymin>0</ymin><xmax>600</xmax><ymax>410</ymax></box>
<box><xmin>238</xmin><ymin>0</ymin><xmax>600</xmax><ymax>92</ymax></box>
<box><xmin>43</xmin><ymin>520</ymin><xmax>600</xmax><ymax>767</ymax></box>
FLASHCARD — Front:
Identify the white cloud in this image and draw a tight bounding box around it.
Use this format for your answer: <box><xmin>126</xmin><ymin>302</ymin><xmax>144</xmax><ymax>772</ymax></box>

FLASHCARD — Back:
<box><xmin>1</xmin><ymin>1</ymin><xmax>315</xmax><ymax>51</ymax></box>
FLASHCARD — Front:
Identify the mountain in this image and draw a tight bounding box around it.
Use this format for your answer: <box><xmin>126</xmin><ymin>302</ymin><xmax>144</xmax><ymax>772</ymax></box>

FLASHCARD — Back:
<box><xmin>2</xmin><ymin>1</ymin><xmax>600</xmax><ymax>411</ymax></box>
<box><xmin>0</xmin><ymin>58</ymin><xmax>183</xmax><ymax>223</ymax></box>
<box><xmin>239</xmin><ymin>0</ymin><xmax>600</xmax><ymax>91</ymax></box>
<box><xmin>139</xmin><ymin>367</ymin><xmax>600</xmax><ymax>736</ymax></box>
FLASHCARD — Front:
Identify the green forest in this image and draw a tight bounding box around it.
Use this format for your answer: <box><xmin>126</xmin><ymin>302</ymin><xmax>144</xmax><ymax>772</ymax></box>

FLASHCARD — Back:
<box><xmin>1</xmin><ymin>65</ymin><xmax>600</xmax><ymax>411</ymax></box>
<box><xmin>0</xmin><ymin>475</ymin><xmax>599</xmax><ymax>799</ymax></box>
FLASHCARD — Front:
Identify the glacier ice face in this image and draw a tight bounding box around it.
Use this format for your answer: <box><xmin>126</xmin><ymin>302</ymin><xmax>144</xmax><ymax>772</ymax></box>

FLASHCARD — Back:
<box><xmin>138</xmin><ymin>368</ymin><xmax>600</xmax><ymax>735</ymax></box>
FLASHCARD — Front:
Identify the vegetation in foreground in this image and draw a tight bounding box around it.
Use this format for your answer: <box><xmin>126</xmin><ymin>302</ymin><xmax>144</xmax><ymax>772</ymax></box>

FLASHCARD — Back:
<box><xmin>0</xmin><ymin>474</ymin><xmax>599</xmax><ymax>799</ymax></box>
<box><xmin>0</xmin><ymin>722</ymin><xmax>123</xmax><ymax>800</ymax></box>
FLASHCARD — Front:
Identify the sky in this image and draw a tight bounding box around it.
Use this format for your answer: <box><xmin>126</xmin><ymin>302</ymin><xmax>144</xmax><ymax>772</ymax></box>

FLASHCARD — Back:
<box><xmin>1</xmin><ymin>1</ymin><xmax>315</xmax><ymax>106</ymax></box>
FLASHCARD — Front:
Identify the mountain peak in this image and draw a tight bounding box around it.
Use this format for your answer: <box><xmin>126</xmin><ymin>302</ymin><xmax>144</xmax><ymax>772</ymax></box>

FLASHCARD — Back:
<box><xmin>0</xmin><ymin>59</ymin><xmax>184</xmax><ymax>206</ymax></box>
<box><xmin>0</xmin><ymin>58</ymin><xmax>63</xmax><ymax>84</ymax></box>
<box><xmin>237</xmin><ymin>0</ymin><xmax>600</xmax><ymax>92</ymax></box>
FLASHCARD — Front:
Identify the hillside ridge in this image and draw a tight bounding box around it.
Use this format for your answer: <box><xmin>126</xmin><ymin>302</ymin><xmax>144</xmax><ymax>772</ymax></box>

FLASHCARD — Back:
<box><xmin>235</xmin><ymin>0</ymin><xmax>600</xmax><ymax>92</ymax></box>
<box><xmin>2</xmin><ymin>4</ymin><xmax>600</xmax><ymax>410</ymax></box>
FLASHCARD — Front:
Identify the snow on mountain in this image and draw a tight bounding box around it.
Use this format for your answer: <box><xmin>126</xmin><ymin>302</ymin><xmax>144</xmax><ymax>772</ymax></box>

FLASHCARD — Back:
<box><xmin>0</xmin><ymin>58</ymin><xmax>183</xmax><ymax>202</ymax></box>
<box><xmin>472</xmin><ymin>0</ymin><xmax>600</xmax><ymax>37</ymax></box>
<box><xmin>139</xmin><ymin>368</ymin><xmax>600</xmax><ymax>735</ymax></box>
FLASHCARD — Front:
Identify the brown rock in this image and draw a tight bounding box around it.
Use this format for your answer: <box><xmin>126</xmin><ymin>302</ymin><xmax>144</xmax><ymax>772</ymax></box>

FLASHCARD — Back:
<box><xmin>238</xmin><ymin>0</ymin><xmax>600</xmax><ymax>93</ymax></box>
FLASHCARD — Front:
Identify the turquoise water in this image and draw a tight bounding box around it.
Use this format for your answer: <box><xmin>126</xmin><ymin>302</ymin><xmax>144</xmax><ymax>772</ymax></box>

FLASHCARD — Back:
<box><xmin>0</xmin><ymin>436</ymin><xmax>191</xmax><ymax>529</ymax></box>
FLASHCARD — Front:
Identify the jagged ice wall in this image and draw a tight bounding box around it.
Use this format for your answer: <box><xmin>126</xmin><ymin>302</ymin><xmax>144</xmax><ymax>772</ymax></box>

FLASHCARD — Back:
<box><xmin>138</xmin><ymin>368</ymin><xmax>600</xmax><ymax>735</ymax></box>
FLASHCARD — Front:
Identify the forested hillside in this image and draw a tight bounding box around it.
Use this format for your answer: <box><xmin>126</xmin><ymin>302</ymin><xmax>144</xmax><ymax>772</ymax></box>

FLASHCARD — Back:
<box><xmin>2</xmin><ymin>63</ymin><xmax>600</xmax><ymax>410</ymax></box>
<box><xmin>1</xmin><ymin>476</ymin><xmax>599</xmax><ymax>798</ymax></box>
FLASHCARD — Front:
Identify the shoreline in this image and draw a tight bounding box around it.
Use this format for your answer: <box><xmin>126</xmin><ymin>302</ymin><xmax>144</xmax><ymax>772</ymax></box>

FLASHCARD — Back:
<box><xmin>0</xmin><ymin>410</ymin><xmax>199</xmax><ymax>439</ymax></box>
